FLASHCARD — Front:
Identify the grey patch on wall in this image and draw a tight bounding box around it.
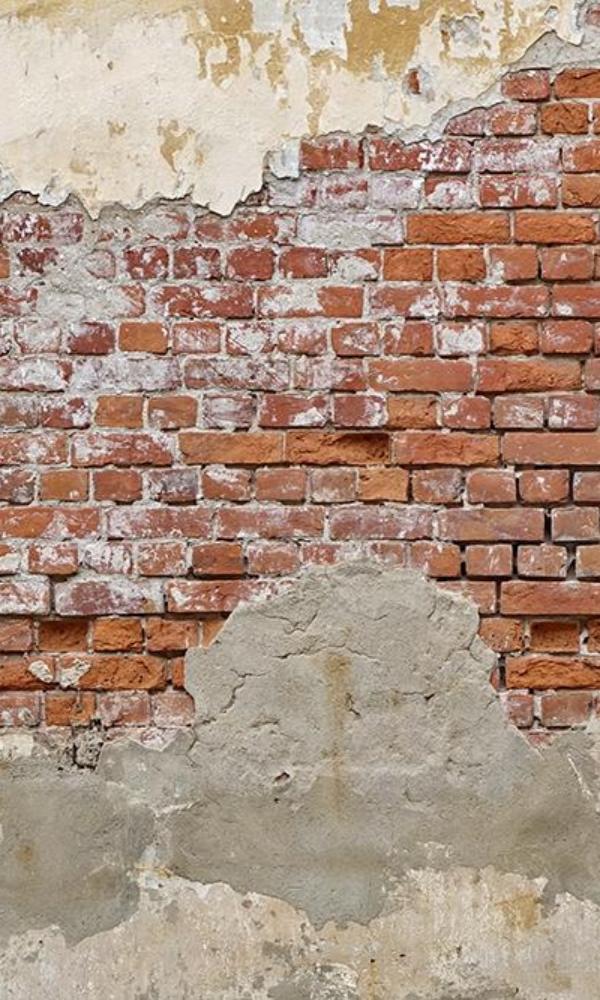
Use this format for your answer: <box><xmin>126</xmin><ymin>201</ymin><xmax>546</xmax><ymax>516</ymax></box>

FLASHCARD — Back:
<box><xmin>2</xmin><ymin>564</ymin><xmax>600</xmax><ymax>997</ymax></box>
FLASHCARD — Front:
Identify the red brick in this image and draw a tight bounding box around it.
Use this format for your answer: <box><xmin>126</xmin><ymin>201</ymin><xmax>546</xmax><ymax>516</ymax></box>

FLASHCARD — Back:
<box><xmin>368</xmin><ymin>137</ymin><xmax>471</xmax><ymax>172</ymax></box>
<box><xmin>227</xmin><ymin>247</ymin><xmax>275</xmax><ymax>280</ymax></box>
<box><xmin>443</xmin><ymin>285</ymin><xmax>549</xmax><ymax>319</ymax></box>
<box><xmin>542</xmin><ymin>248</ymin><xmax>595</xmax><ymax>282</ymax></box>
<box><xmin>58</xmin><ymin>654</ymin><xmax>166</xmax><ymax>691</ymax></box>
<box><xmin>540</xmin><ymin>319</ymin><xmax>593</xmax><ymax>351</ymax></box>
<box><xmin>358</xmin><ymin>468</ymin><xmax>408</xmax><ymax>502</ymax></box>
<box><xmin>493</xmin><ymin>395</ymin><xmax>544</xmax><ymax>429</ymax></box>
<box><xmin>73</xmin><ymin>431</ymin><xmax>172</xmax><ymax>468</ymax></box>
<box><xmin>439</xmin><ymin>508</ymin><xmax>543</xmax><ymax>542</ymax></box>
<box><xmin>180</xmin><ymin>431</ymin><xmax>284</xmax><ymax>465</ymax></box>
<box><xmin>519</xmin><ymin>469</ymin><xmax>569</xmax><ymax>503</ymax></box>
<box><xmin>119</xmin><ymin>322</ymin><xmax>168</xmax><ymax>354</ymax></box>
<box><xmin>487</xmin><ymin>103</ymin><xmax>537</xmax><ymax>135</ymax></box>
<box><xmin>540</xmin><ymin>691</ymin><xmax>592</xmax><ymax>727</ymax></box>
<box><xmin>191</xmin><ymin>542</ymin><xmax>244</xmax><ymax>576</ymax></box>
<box><xmin>530</xmin><ymin>620</ymin><xmax>580</xmax><ymax>652</ymax></box>
<box><xmin>94</xmin><ymin>470</ymin><xmax>142</xmax><ymax>502</ymax></box>
<box><xmin>490</xmin><ymin>321</ymin><xmax>539</xmax><ymax>354</ymax></box>
<box><xmin>506</xmin><ymin>654</ymin><xmax>600</xmax><ymax>689</ymax></box>
<box><xmin>329</xmin><ymin>505</ymin><xmax>432</xmax><ymax>541</ymax></box>
<box><xmin>28</xmin><ymin>542</ymin><xmax>78</xmax><ymax>576</ymax></box>
<box><xmin>411</xmin><ymin>469</ymin><xmax>462</xmax><ymax>504</ymax></box>
<box><xmin>247</xmin><ymin>541</ymin><xmax>300</xmax><ymax>575</ymax></box>
<box><xmin>39</xmin><ymin>619</ymin><xmax>88</xmax><ymax>651</ymax></box>
<box><xmin>437</xmin><ymin>248</ymin><xmax>485</xmax><ymax>281</ymax></box>
<box><xmin>165</xmin><ymin>578</ymin><xmax>271</xmax><ymax>613</ymax></box>
<box><xmin>466</xmin><ymin>469</ymin><xmax>516</xmax><ymax>503</ymax></box>
<box><xmin>0</xmin><ymin>508</ymin><xmax>99</xmax><ymax>539</ymax></box>
<box><xmin>479</xmin><ymin>617</ymin><xmax>523</xmax><ymax>653</ymax></box>
<box><xmin>172</xmin><ymin>321</ymin><xmax>221</xmax><ymax>354</ymax></box>
<box><xmin>254</xmin><ymin>468</ymin><xmax>307</xmax><ymax>502</ymax></box>
<box><xmin>383</xmin><ymin>248</ymin><xmax>433</xmax><ymax>281</ymax></box>
<box><xmin>216</xmin><ymin>506</ymin><xmax>324</xmax><ymax>540</ymax></box>
<box><xmin>502</xmin><ymin>70</ymin><xmax>550</xmax><ymax>101</ymax></box>
<box><xmin>55</xmin><ymin>579</ymin><xmax>161</xmax><ymax>616</ymax></box>
<box><xmin>489</xmin><ymin>246</ymin><xmax>538</xmax><ymax>282</ymax></box>
<box><xmin>285</xmin><ymin>431</ymin><xmax>388</xmax><ymax>465</ymax></box>
<box><xmin>563</xmin><ymin>139</ymin><xmax>600</xmax><ymax>171</ymax></box>
<box><xmin>202</xmin><ymin>467</ymin><xmax>252</xmax><ymax>501</ymax></box>
<box><xmin>393</xmin><ymin>431</ymin><xmax>498</xmax><ymax>466</ymax></box>
<box><xmin>97</xmin><ymin>691</ymin><xmax>151</xmax><ymax>726</ymax></box>
<box><xmin>300</xmin><ymin>136</ymin><xmax>362</xmax><ymax>170</ymax></box>
<box><xmin>504</xmin><ymin>432</ymin><xmax>600</xmax><ymax>465</ymax></box>
<box><xmin>145</xmin><ymin>618</ymin><xmax>198</xmax><ymax>654</ymax></box>
<box><xmin>96</xmin><ymin>395</ymin><xmax>143</xmax><ymax>429</ymax></box>
<box><xmin>92</xmin><ymin>620</ymin><xmax>142</xmax><ymax>653</ymax></box>
<box><xmin>258</xmin><ymin>285</ymin><xmax>362</xmax><ymax>319</ymax></box>
<box><xmin>124</xmin><ymin>246</ymin><xmax>168</xmax><ymax>280</ymax></box>
<box><xmin>259</xmin><ymin>393</ymin><xmax>329</xmax><ymax>428</ymax></box>
<box><xmin>408</xmin><ymin>541</ymin><xmax>461</xmax><ymax>577</ymax></box>
<box><xmin>310</xmin><ymin>468</ymin><xmax>357</xmax><ymax>503</ymax></box>
<box><xmin>137</xmin><ymin>541</ymin><xmax>187</xmax><ymax>576</ymax></box>
<box><xmin>466</xmin><ymin>544</ymin><xmax>512</xmax><ymax>577</ymax></box>
<box><xmin>502</xmin><ymin>691</ymin><xmax>534</xmax><ymax>729</ymax></box>
<box><xmin>280</xmin><ymin>247</ymin><xmax>328</xmax><ymax>279</ymax></box>
<box><xmin>517</xmin><ymin>544</ymin><xmax>568</xmax><ymax>578</ymax></box>
<box><xmin>0</xmin><ymin>620</ymin><xmax>34</xmax><ymax>653</ymax></box>
<box><xmin>502</xmin><ymin>580</ymin><xmax>600</xmax><ymax>615</ymax></box>
<box><xmin>154</xmin><ymin>284</ymin><xmax>254</xmax><ymax>319</ymax></box>
<box><xmin>480</xmin><ymin>174</ymin><xmax>558</xmax><ymax>208</ymax></box>
<box><xmin>515</xmin><ymin>212</ymin><xmax>595</xmax><ymax>244</ymax></box>
<box><xmin>541</xmin><ymin>102</ymin><xmax>589</xmax><ymax>134</ymax></box>
<box><xmin>576</xmin><ymin>544</ymin><xmax>600</xmax><ymax>577</ymax></box>
<box><xmin>548</xmin><ymin>394</ymin><xmax>598</xmax><ymax>429</ymax></box>
<box><xmin>0</xmin><ymin>693</ymin><xmax>41</xmax><ymax>728</ymax></box>
<box><xmin>369</xmin><ymin>359</ymin><xmax>472</xmax><ymax>392</ymax></box>
<box><xmin>152</xmin><ymin>690</ymin><xmax>194</xmax><ymax>727</ymax></box>
<box><xmin>562</xmin><ymin>174</ymin><xmax>600</xmax><ymax>207</ymax></box>
<box><xmin>387</xmin><ymin>396</ymin><xmax>438</xmax><ymax>429</ymax></box>
<box><xmin>172</xmin><ymin>247</ymin><xmax>220</xmax><ymax>279</ymax></box>
<box><xmin>479</xmin><ymin>359</ymin><xmax>580</xmax><ymax>392</ymax></box>
<box><xmin>331</xmin><ymin>322</ymin><xmax>380</xmax><ymax>357</ymax></box>
<box><xmin>45</xmin><ymin>692</ymin><xmax>95</xmax><ymax>727</ymax></box>
<box><xmin>40</xmin><ymin>470</ymin><xmax>88</xmax><ymax>502</ymax></box>
<box><xmin>406</xmin><ymin>212</ymin><xmax>509</xmax><ymax>245</ymax></box>
<box><xmin>555</xmin><ymin>68</ymin><xmax>600</xmax><ymax>98</ymax></box>
<box><xmin>442</xmin><ymin>396</ymin><xmax>490</xmax><ymax>429</ymax></box>
<box><xmin>382</xmin><ymin>322</ymin><xmax>433</xmax><ymax>356</ymax></box>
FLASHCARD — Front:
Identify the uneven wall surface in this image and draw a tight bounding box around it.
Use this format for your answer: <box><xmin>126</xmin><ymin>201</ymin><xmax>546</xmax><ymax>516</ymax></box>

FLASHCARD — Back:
<box><xmin>6</xmin><ymin>0</ymin><xmax>600</xmax><ymax>994</ymax></box>
<box><xmin>3</xmin><ymin>564</ymin><xmax>600</xmax><ymax>999</ymax></box>
<box><xmin>7</xmin><ymin>59</ymin><xmax>600</xmax><ymax>738</ymax></box>
<box><xmin>0</xmin><ymin>0</ymin><xmax>587</xmax><ymax>213</ymax></box>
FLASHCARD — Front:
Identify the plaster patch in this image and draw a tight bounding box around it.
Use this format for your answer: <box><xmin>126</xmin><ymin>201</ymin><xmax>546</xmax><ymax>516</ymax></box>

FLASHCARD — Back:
<box><xmin>0</xmin><ymin>0</ymin><xmax>588</xmax><ymax>213</ymax></box>
<box><xmin>2</xmin><ymin>564</ymin><xmax>600</xmax><ymax>996</ymax></box>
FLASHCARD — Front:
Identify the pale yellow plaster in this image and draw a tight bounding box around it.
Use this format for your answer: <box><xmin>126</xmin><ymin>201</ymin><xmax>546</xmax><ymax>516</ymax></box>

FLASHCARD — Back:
<box><xmin>0</xmin><ymin>0</ymin><xmax>585</xmax><ymax>214</ymax></box>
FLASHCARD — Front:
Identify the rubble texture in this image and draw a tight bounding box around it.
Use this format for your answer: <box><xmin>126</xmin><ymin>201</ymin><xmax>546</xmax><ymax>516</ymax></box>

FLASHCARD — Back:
<box><xmin>3</xmin><ymin>564</ymin><xmax>600</xmax><ymax>997</ymax></box>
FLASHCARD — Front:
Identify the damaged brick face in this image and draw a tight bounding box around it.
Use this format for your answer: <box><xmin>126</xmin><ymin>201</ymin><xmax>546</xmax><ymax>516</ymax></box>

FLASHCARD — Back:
<box><xmin>8</xmin><ymin>65</ymin><xmax>600</xmax><ymax>737</ymax></box>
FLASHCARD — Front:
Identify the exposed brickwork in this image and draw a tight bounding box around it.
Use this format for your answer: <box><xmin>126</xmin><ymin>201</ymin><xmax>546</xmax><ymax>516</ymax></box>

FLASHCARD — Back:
<box><xmin>5</xmin><ymin>66</ymin><xmax>600</xmax><ymax>736</ymax></box>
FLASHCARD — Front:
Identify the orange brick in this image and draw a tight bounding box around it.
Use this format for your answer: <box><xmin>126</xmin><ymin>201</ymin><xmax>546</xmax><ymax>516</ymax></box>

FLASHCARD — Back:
<box><xmin>119</xmin><ymin>321</ymin><xmax>168</xmax><ymax>353</ymax></box>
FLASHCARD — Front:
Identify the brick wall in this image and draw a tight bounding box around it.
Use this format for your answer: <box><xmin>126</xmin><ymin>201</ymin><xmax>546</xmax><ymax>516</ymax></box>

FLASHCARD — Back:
<box><xmin>3</xmin><ymin>65</ymin><xmax>600</xmax><ymax>736</ymax></box>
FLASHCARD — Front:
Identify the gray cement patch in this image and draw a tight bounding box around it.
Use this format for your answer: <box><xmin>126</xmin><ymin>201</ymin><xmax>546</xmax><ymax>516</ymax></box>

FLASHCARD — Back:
<box><xmin>2</xmin><ymin>563</ymin><xmax>600</xmax><ymax>997</ymax></box>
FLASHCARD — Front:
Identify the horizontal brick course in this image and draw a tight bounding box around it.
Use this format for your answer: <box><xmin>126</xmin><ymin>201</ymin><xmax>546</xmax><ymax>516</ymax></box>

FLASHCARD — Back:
<box><xmin>6</xmin><ymin>65</ymin><xmax>600</xmax><ymax>736</ymax></box>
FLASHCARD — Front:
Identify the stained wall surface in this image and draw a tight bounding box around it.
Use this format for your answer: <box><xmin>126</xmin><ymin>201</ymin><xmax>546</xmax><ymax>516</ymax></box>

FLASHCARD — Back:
<box><xmin>4</xmin><ymin>0</ymin><xmax>600</xmax><ymax>996</ymax></box>
<box><xmin>0</xmin><ymin>0</ymin><xmax>589</xmax><ymax>213</ymax></box>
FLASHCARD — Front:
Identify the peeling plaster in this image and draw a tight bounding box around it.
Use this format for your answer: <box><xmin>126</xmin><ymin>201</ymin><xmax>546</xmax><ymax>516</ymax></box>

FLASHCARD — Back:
<box><xmin>3</xmin><ymin>565</ymin><xmax>600</xmax><ymax>996</ymax></box>
<box><xmin>0</xmin><ymin>0</ymin><xmax>590</xmax><ymax>214</ymax></box>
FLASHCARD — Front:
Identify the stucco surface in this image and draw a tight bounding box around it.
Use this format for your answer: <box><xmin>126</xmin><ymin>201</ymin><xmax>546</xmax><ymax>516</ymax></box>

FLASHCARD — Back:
<box><xmin>2</xmin><ymin>564</ymin><xmax>600</xmax><ymax>996</ymax></box>
<box><xmin>0</xmin><ymin>0</ymin><xmax>590</xmax><ymax>213</ymax></box>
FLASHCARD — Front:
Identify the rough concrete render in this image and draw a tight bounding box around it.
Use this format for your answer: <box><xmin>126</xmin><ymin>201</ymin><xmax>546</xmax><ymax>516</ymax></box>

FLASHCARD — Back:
<box><xmin>6</xmin><ymin>0</ymin><xmax>600</xmax><ymax>995</ymax></box>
